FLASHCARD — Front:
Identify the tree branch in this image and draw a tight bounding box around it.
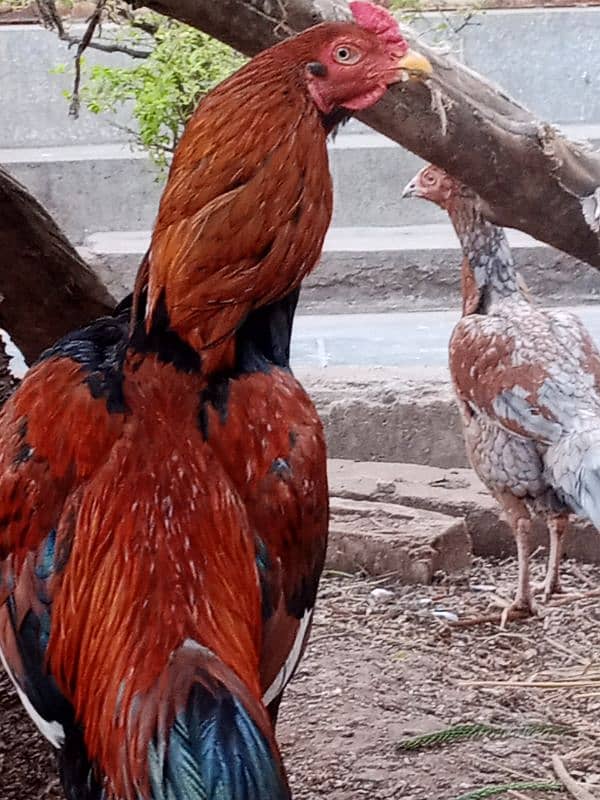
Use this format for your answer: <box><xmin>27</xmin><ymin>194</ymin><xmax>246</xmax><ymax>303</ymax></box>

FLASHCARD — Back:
<box><xmin>59</xmin><ymin>31</ymin><xmax>151</xmax><ymax>59</ymax></box>
<box><xmin>0</xmin><ymin>166</ymin><xmax>115</xmax><ymax>364</ymax></box>
<box><xmin>125</xmin><ymin>0</ymin><xmax>600</xmax><ymax>267</ymax></box>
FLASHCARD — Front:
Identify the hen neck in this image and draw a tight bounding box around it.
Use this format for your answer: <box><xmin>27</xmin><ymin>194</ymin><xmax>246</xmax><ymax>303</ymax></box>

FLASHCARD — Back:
<box><xmin>447</xmin><ymin>200</ymin><xmax>522</xmax><ymax>315</ymax></box>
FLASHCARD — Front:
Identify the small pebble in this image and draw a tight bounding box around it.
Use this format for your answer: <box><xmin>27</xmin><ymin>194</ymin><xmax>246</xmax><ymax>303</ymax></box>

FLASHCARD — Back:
<box><xmin>370</xmin><ymin>588</ymin><xmax>395</xmax><ymax>604</ymax></box>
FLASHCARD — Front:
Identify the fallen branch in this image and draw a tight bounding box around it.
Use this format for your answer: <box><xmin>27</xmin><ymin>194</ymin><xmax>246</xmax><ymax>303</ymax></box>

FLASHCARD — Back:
<box><xmin>449</xmin><ymin>608</ymin><xmax>532</xmax><ymax>628</ymax></box>
<box><xmin>0</xmin><ymin>166</ymin><xmax>115</xmax><ymax>363</ymax></box>
<box><xmin>460</xmin><ymin>680</ymin><xmax>600</xmax><ymax>690</ymax></box>
<box><xmin>549</xmin><ymin>588</ymin><xmax>600</xmax><ymax>607</ymax></box>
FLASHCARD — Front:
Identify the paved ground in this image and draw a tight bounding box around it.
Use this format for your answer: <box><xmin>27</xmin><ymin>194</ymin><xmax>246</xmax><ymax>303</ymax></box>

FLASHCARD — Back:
<box><xmin>291</xmin><ymin>305</ymin><xmax>600</xmax><ymax>369</ymax></box>
<box><xmin>7</xmin><ymin>304</ymin><xmax>600</xmax><ymax>377</ymax></box>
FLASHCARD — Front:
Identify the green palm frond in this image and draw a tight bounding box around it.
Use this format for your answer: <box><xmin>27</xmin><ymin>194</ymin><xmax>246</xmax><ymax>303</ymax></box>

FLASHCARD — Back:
<box><xmin>396</xmin><ymin>722</ymin><xmax>573</xmax><ymax>751</ymax></box>
<box><xmin>453</xmin><ymin>781</ymin><xmax>562</xmax><ymax>800</ymax></box>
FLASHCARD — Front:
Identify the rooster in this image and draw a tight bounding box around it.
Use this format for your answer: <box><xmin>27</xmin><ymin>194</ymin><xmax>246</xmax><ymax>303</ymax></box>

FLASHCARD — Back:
<box><xmin>403</xmin><ymin>163</ymin><xmax>600</xmax><ymax>618</ymax></box>
<box><xmin>0</xmin><ymin>5</ymin><xmax>431</xmax><ymax>799</ymax></box>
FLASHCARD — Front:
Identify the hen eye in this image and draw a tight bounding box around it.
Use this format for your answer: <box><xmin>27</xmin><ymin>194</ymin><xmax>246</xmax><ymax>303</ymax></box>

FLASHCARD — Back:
<box><xmin>333</xmin><ymin>45</ymin><xmax>361</xmax><ymax>65</ymax></box>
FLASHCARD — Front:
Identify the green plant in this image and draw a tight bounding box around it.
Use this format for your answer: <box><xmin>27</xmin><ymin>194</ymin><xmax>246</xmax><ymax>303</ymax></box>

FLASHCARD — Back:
<box><xmin>396</xmin><ymin>722</ymin><xmax>574</xmax><ymax>751</ymax></box>
<box><xmin>389</xmin><ymin>0</ymin><xmax>422</xmax><ymax>10</ymax></box>
<box><xmin>0</xmin><ymin>0</ymin><xmax>31</xmax><ymax>10</ymax></box>
<box><xmin>453</xmin><ymin>781</ymin><xmax>562</xmax><ymax>800</ymax></box>
<box><xmin>68</xmin><ymin>14</ymin><xmax>245</xmax><ymax>169</ymax></box>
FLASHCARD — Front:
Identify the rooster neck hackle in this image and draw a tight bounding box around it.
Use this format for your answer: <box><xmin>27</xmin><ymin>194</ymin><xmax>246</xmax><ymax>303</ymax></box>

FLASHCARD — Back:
<box><xmin>136</xmin><ymin>32</ymin><xmax>339</xmax><ymax>374</ymax></box>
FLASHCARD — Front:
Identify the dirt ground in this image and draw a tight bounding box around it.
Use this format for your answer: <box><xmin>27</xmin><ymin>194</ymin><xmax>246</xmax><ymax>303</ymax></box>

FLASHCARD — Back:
<box><xmin>279</xmin><ymin>555</ymin><xmax>600</xmax><ymax>800</ymax></box>
<box><xmin>1</xmin><ymin>555</ymin><xmax>599</xmax><ymax>800</ymax></box>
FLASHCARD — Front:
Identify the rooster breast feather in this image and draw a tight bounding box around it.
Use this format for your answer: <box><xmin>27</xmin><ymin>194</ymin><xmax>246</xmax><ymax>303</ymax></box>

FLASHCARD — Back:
<box><xmin>198</xmin><ymin>359</ymin><xmax>328</xmax><ymax>717</ymax></box>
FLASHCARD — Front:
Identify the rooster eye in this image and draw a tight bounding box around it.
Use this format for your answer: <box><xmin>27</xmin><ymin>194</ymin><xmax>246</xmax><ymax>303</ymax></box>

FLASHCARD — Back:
<box><xmin>333</xmin><ymin>45</ymin><xmax>361</xmax><ymax>65</ymax></box>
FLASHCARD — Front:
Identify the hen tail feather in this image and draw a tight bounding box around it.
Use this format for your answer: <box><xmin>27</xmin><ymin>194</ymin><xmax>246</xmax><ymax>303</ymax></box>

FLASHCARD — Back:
<box><xmin>545</xmin><ymin>426</ymin><xmax>600</xmax><ymax>529</ymax></box>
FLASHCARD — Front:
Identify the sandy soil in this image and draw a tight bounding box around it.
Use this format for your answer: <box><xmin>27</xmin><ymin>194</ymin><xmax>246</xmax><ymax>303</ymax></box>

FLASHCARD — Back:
<box><xmin>1</xmin><ymin>555</ymin><xmax>599</xmax><ymax>800</ymax></box>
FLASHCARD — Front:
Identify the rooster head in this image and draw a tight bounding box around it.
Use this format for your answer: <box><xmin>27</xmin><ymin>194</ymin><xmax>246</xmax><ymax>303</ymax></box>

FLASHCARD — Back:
<box><xmin>304</xmin><ymin>1</ymin><xmax>432</xmax><ymax>114</ymax></box>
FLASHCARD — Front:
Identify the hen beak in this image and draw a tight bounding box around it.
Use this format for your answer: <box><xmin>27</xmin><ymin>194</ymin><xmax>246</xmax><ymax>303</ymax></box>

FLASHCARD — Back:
<box><xmin>402</xmin><ymin>177</ymin><xmax>419</xmax><ymax>199</ymax></box>
<box><xmin>396</xmin><ymin>49</ymin><xmax>433</xmax><ymax>81</ymax></box>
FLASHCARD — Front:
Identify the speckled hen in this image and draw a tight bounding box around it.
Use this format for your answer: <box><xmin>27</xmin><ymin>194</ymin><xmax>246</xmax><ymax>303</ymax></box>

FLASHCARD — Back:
<box><xmin>404</xmin><ymin>164</ymin><xmax>600</xmax><ymax>616</ymax></box>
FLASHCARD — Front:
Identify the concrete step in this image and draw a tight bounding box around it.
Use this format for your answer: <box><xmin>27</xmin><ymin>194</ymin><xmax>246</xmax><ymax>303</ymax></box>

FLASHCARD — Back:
<box><xmin>5</xmin><ymin>124</ymin><xmax>600</xmax><ymax>241</ymax></box>
<box><xmin>1</xmin><ymin>136</ymin><xmax>440</xmax><ymax>237</ymax></box>
<box><xmin>2</xmin><ymin>144</ymin><xmax>160</xmax><ymax>242</ymax></box>
<box><xmin>329</xmin><ymin>460</ymin><xmax>600</xmax><ymax>565</ymax></box>
<box><xmin>82</xmin><ymin>223</ymin><xmax>600</xmax><ymax>313</ymax></box>
<box><xmin>327</xmin><ymin>495</ymin><xmax>471</xmax><ymax>580</ymax></box>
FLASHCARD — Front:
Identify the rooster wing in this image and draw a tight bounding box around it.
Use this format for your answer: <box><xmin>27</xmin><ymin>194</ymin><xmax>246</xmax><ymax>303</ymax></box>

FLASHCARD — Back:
<box><xmin>0</xmin><ymin>316</ymin><xmax>128</xmax><ymax>755</ymax></box>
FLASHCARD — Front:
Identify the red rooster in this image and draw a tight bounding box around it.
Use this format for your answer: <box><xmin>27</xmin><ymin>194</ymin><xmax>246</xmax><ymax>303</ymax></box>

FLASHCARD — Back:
<box><xmin>404</xmin><ymin>164</ymin><xmax>600</xmax><ymax>618</ymax></box>
<box><xmin>0</xmin><ymin>5</ymin><xmax>431</xmax><ymax>799</ymax></box>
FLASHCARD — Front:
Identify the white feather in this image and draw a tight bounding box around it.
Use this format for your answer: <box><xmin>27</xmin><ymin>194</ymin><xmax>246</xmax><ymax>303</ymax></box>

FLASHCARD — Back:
<box><xmin>263</xmin><ymin>607</ymin><xmax>312</xmax><ymax>707</ymax></box>
<box><xmin>0</xmin><ymin>643</ymin><xmax>64</xmax><ymax>747</ymax></box>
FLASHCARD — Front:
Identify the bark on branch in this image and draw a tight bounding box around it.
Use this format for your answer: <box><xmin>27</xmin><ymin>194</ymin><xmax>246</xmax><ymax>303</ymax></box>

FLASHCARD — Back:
<box><xmin>128</xmin><ymin>0</ymin><xmax>600</xmax><ymax>267</ymax></box>
<box><xmin>0</xmin><ymin>166</ymin><xmax>115</xmax><ymax>364</ymax></box>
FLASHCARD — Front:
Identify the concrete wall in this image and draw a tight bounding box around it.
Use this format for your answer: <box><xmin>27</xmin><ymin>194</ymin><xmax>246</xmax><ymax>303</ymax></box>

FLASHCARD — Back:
<box><xmin>1</xmin><ymin>8</ymin><xmax>600</xmax><ymax>149</ymax></box>
<box><xmin>0</xmin><ymin>24</ymin><xmax>133</xmax><ymax>147</ymax></box>
<box><xmin>415</xmin><ymin>8</ymin><xmax>600</xmax><ymax>124</ymax></box>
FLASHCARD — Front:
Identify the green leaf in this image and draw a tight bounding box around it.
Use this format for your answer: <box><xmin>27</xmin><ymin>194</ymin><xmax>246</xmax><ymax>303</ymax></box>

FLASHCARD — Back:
<box><xmin>58</xmin><ymin>12</ymin><xmax>245</xmax><ymax>171</ymax></box>
<box><xmin>396</xmin><ymin>722</ymin><xmax>575</xmax><ymax>751</ymax></box>
<box><xmin>453</xmin><ymin>781</ymin><xmax>562</xmax><ymax>800</ymax></box>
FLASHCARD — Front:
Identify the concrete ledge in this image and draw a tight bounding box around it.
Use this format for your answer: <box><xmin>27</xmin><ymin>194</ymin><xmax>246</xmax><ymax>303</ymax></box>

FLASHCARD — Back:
<box><xmin>328</xmin><ymin>459</ymin><xmax>600</xmax><ymax>564</ymax></box>
<box><xmin>4</xmin><ymin>122</ymin><xmax>600</xmax><ymax>240</ymax></box>
<box><xmin>298</xmin><ymin>367</ymin><xmax>467</xmax><ymax>468</ymax></box>
<box><xmin>82</xmin><ymin>224</ymin><xmax>600</xmax><ymax>313</ymax></box>
<box><xmin>327</xmin><ymin>496</ymin><xmax>471</xmax><ymax>579</ymax></box>
<box><xmin>4</xmin><ymin>146</ymin><xmax>161</xmax><ymax>241</ymax></box>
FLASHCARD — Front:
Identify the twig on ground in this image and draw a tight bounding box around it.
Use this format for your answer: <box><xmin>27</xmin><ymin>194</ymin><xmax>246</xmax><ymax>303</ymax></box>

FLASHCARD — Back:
<box><xmin>549</xmin><ymin>588</ymin><xmax>600</xmax><ymax>607</ymax></box>
<box><xmin>551</xmin><ymin>754</ymin><xmax>597</xmax><ymax>800</ymax></box>
<box><xmin>450</xmin><ymin>608</ymin><xmax>533</xmax><ymax>628</ymax></box>
<box><xmin>472</xmin><ymin>754</ymin><xmax>544</xmax><ymax>785</ymax></box>
<box><xmin>460</xmin><ymin>680</ymin><xmax>600</xmax><ymax>689</ymax></box>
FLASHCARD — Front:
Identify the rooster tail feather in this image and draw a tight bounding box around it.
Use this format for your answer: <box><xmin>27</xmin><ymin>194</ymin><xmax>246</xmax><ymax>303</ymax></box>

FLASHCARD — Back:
<box><xmin>144</xmin><ymin>640</ymin><xmax>290</xmax><ymax>800</ymax></box>
<box><xmin>545</xmin><ymin>427</ymin><xmax>600</xmax><ymax>529</ymax></box>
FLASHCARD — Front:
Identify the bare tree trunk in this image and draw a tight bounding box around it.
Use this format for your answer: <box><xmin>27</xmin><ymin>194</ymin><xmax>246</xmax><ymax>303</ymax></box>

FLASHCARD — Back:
<box><xmin>0</xmin><ymin>166</ymin><xmax>116</xmax><ymax>364</ymax></box>
<box><xmin>129</xmin><ymin>0</ymin><xmax>600</xmax><ymax>267</ymax></box>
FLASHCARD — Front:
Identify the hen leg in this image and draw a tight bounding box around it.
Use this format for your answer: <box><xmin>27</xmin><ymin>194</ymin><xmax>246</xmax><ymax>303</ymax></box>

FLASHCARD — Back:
<box><xmin>497</xmin><ymin>494</ymin><xmax>536</xmax><ymax>620</ymax></box>
<box><xmin>512</xmin><ymin>517</ymin><xmax>536</xmax><ymax>613</ymax></box>
<box><xmin>536</xmin><ymin>515</ymin><xmax>568</xmax><ymax>601</ymax></box>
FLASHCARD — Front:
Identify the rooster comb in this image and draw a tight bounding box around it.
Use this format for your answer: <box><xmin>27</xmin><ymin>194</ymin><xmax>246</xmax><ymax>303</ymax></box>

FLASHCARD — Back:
<box><xmin>349</xmin><ymin>2</ymin><xmax>408</xmax><ymax>53</ymax></box>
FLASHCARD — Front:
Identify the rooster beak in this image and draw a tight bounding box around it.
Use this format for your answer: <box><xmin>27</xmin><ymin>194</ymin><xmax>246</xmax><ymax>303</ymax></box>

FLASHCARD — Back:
<box><xmin>396</xmin><ymin>49</ymin><xmax>433</xmax><ymax>80</ymax></box>
<box><xmin>401</xmin><ymin>177</ymin><xmax>419</xmax><ymax>199</ymax></box>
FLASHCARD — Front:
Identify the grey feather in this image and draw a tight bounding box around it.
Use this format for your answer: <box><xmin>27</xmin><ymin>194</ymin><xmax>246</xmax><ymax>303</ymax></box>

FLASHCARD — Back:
<box><xmin>545</xmin><ymin>428</ymin><xmax>600</xmax><ymax>529</ymax></box>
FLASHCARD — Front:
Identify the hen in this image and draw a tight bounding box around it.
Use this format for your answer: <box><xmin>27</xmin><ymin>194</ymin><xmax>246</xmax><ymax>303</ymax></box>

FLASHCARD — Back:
<box><xmin>0</xmin><ymin>4</ymin><xmax>431</xmax><ymax>799</ymax></box>
<box><xmin>404</xmin><ymin>163</ymin><xmax>600</xmax><ymax>617</ymax></box>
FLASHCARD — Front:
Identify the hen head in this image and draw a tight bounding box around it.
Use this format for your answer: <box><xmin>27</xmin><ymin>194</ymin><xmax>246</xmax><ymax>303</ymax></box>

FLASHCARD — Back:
<box><xmin>402</xmin><ymin>163</ymin><xmax>476</xmax><ymax>210</ymax></box>
<box><xmin>304</xmin><ymin>1</ymin><xmax>432</xmax><ymax>114</ymax></box>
